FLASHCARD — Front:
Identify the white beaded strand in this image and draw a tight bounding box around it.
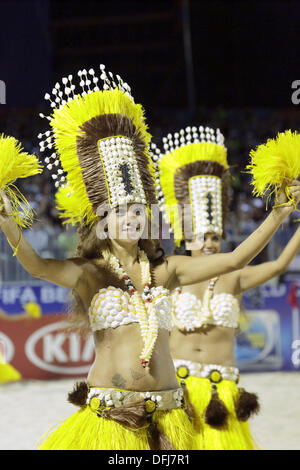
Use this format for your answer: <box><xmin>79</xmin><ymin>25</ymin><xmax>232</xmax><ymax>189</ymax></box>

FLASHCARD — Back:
<box><xmin>102</xmin><ymin>248</ymin><xmax>159</xmax><ymax>367</ymax></box>
<box><xmin>160</xmin><ymin>126</ymin><xmax>226</xmax><ymax>151</ymax></box>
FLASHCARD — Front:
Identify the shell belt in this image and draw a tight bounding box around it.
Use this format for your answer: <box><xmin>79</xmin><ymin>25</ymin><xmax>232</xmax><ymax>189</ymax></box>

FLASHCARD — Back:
<box><xmin>87</xmin><ymin>387</ymin><xmax>185</xmax><ymax>414</ymax></box>
<box><xmin>174</xmin><ymin>359</ymin><xmax>240</xmax><ymax>384</ymax></box>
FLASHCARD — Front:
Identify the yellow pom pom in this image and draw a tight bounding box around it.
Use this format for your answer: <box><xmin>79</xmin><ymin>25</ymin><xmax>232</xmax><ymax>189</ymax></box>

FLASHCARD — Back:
<box><xmin>0</xmin><ymin>134</ymin><xmax>42</xmax><ymax>228</ymax></box>
<box><xmin>0</xmin><ymin>362</ymin><xmax>22</xmax><ymax>384</ymax></box>
<box><xmin>23</xmin><ymin>302</ymin><xmax>42</xmax><ymax>319</ymax></box>
<box><xmin>247</xmin><ymin>130</ymin><xmax>300</xmax><ymax>200</ymax></box>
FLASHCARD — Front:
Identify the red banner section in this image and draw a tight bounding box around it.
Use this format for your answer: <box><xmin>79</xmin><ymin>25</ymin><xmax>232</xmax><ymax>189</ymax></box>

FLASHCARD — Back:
<box><xmin>0</xmin><ymin>314</ymin><xmax>94</xmax><ymax>380</ymax></box>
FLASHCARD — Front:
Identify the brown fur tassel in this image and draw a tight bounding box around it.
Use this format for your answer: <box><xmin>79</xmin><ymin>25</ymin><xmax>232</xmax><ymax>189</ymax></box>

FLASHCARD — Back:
<box><xmin>67</xmin><ymin>381</ymin><xmax>89</xmax><ymax>407</ymax></box>
<box><xmin>101</xmin><ymin>399</ymin><xmax>148</xmax><ymax>430</ymax></box>
<box><xmin>102</xmin><ymin>400</ymin><xmax>173</xmax><ymax>448</ymax></box>
<box><xmin>181</xmin><ymin>379</ymin><xmax>195</xmax><ymax>421</ymax></box>
<box><xmin>235</xmin><ymin>388</ymin><xmax>260</xmax><ymax>421</ymax></box>
<box><xmin>205</xmin><ymin>386</ymin><xmax>228</xmax><ymax>427</ymax></box>
<box><xmin>148</xmin><ymin>418</ymin><xmax>174</xmax><ymax>450</ymax></box>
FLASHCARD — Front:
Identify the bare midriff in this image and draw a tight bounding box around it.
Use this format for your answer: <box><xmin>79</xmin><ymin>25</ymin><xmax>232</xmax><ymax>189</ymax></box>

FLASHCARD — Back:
<box><xmin>87</xmin><ymin>323</ymin><xmax>178</xmax><ymax>391</ymax></box>
<box><xmin>170</xmin><ymin>325</ymin><xmax>236</xmax><ymax>367</ymax></box>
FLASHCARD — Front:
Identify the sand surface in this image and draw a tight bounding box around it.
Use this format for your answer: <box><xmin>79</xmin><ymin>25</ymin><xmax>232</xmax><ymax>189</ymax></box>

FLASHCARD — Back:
<box><xmin>1</xmin><ymin>372</ymin><xmax>300</xmax><ymax>450</ymax></box>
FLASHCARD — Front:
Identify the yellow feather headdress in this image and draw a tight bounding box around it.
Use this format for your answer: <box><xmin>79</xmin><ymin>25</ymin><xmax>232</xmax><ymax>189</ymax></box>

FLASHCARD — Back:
<box><xmin>246</xmin><ymin>130</ymin><xmax>300</xmax><ymax>204</ymax></box>
<box><xmin>151</xmin><ymin>126</ymin><xmax>229</xmax><ymax>245</ymax></box>
<box><xmin>39</xmin><ymin>65</ymin><xmax>157</xmax><ymax>226</ymax></box>
<box><xmin>0</xmin><ymin>134</ymin><xmax>42</xmax><ymax>228</ymax></box>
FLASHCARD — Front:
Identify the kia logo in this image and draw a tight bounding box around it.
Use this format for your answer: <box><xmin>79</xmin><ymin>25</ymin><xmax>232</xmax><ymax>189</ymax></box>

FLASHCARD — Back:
<box><xmin>25</xmin><ymin>321</ymin><xmax>94</xmax><ymax>374</ymax></box>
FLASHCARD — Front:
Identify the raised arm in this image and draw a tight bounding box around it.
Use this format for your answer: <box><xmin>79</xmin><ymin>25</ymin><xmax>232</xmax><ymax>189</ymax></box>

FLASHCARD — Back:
<box><xmin>237</xmin><ymin>224</ymin><xmax>300</xmax><ymax>293</ymax></box>
<box><xmin>168</xmin><ymin>181</ymin><xmax>300</xmax><ymax>286</ymax></box>
<box><xmin>0</xmin><ymin>190</ymin><xmax>83</xmax><ymax>289</ymax></box>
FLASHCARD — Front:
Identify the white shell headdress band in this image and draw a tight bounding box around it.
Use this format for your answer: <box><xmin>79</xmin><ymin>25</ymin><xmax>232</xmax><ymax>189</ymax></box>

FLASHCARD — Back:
<box><xmin>98</xmin><ymin>136</ymin><xmax>147</xmax><ymax>207</ymax></box>
<box><xmin>189</xmin><ymin>175</ymin><xmax>223</xmax><ymax>237</ymax></box>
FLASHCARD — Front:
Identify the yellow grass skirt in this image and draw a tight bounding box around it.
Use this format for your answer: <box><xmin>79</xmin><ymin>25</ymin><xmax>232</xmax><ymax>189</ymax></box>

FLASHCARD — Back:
<box><xmin>184</xmin><ymin>375</ymin><xmax>258</xmax><ymax>450</ymax></box>
<box><xmin>37</xmin><ymin>405</ymin><xmax>196</xmax><ymax>450</ymax></box>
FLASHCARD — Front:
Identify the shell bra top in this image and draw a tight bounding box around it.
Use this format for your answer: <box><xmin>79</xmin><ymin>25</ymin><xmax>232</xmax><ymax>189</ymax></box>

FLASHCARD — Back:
<box><xmin>172</xmin><ymin>278</ymin><xmax>239</xmax><ymax>331</ymax></box>
<box><xmin>88</xmin><ymin>286</ymin><xmax>172</xmax><ymax>331</ymax></box>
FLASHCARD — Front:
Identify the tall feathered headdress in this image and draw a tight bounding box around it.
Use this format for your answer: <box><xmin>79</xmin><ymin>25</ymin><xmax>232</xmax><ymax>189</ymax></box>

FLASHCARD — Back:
<box><xmin>38</xmin><ymin>65</ymin><xmax>157</xmax><ymax>226</ymax></box>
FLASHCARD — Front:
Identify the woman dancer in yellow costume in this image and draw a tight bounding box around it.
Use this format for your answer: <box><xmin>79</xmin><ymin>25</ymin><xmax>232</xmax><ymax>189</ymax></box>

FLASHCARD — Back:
<box><xmin>155</xmin><ymin>126</ymin><xmax>300</xmax><ymax>450</ymax></box>
<box><xmin>0</xmin><ymin>70</ymin><xmax>298</xmax><ymax>450</ymax></box>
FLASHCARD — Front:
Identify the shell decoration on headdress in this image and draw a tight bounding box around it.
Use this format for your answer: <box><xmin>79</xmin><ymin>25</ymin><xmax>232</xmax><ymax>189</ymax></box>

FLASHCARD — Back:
<box><xmin>151</xmin><ymin>126</ymin><xmax>229</xmax><ymax>245</ymax></box>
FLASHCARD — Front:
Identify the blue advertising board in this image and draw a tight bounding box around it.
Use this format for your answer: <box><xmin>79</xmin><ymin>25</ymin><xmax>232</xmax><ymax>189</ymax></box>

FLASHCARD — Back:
<box><xmin>236</xmin><ymin>281</ymin><xmax>300</xmax><ymax>372</ymax></box>
<box><xmin>0</xmin><ymin>282</ymin><xmax>68</xmax><ymax>316</ymax></box>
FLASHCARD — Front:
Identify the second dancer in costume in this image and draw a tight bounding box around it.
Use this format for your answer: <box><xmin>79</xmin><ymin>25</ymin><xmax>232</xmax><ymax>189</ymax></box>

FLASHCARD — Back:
<box><xmin>155</xmin><ymin>126</ymin><xmax>300</xmax><ymax>450</ymax></box>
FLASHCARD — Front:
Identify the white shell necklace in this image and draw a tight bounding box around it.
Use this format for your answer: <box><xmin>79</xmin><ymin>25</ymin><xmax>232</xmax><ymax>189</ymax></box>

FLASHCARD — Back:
<box><xmin>102</xmin><ymin>247</ymin><xmax>158</xmax><ymax>368</ymax></box>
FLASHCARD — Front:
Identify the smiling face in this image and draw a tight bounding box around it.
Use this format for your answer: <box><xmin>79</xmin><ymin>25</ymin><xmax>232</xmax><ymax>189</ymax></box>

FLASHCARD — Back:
<box><xmin>201</xmin><ymin>232</ymin><xmax>222</xmax><ymax>255</ymax></box>
<box><xmin>185</xmin><ymin>231</ymin><xmax>222</xmax><ymax>255</ymax></box>
<box><xmin>106</xmin><ymin>203</ymin><xmax>148</xmax><ymax>245</ymax></box>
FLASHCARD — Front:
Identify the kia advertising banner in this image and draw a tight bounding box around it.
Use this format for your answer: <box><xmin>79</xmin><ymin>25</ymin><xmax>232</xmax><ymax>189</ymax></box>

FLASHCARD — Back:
<box><xmin>0</xmin><ymin>280</ymin><xmax>300</xmax><ymax>380</ymax></box>
<box><xmin>0</xmin><ymin>315</ymin><xmax>94</xmax><ymax>380</ymax></box>
<box><xmin>0</xmin><ymin>282</ymin><xmax>95</xmax><ymax>380</ymax></box>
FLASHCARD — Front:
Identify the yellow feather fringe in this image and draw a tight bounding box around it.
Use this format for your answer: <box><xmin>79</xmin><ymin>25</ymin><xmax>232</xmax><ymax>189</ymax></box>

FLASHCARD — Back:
<box><xmin>50</xmin><ymin>88</ymin><xmax>152</xmax><ymax>226</ymax></box>
<box><xmin>55</xmin><ymin>183</ymin><xmax>87</xmax><ymax>225</ymax></box>
<box><xmin>36</xmin><ymin>406</ymin><xmax>196</xmax><ymax>450</ymax></box>
<box><xmin>159</xmin><ymin>142</ymin><xmax>228</xmax><ymax>245</ymax></box>
<box><xmin>0</xmin><ymin>134</ymin><xmax>42</xmax><ymax>228</ymax></box>
<box><xmin>181</xmin><ymin>375</ymin><xmax>258</xmax><ymax>450</ymax></box>
<box><xmin>247</xmin><ymin>130</ymin><xmax>300</xmax><ymax>200</ymax></box>
<box><xmin>56</xmin><ymin>180</ymin><xmax>153</xmax><ymax>226</ymax></box>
